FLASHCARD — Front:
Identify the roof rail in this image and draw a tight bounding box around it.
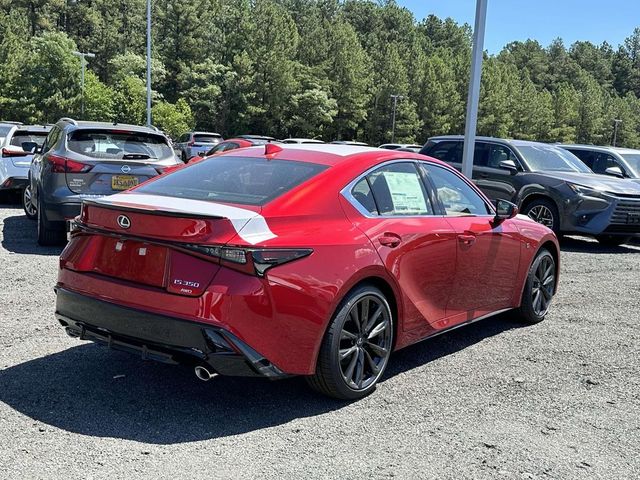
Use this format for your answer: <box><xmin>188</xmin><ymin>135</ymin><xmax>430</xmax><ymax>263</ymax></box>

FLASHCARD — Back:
<box><xmin>148</xmin><ymin>124</ymin><xmax>161</xmax><ymax>132</ymax></box>
<box><xmin>58</xmin><ymin>117</ymin><xmax>78</xmax><ymax>125</ymax></box>
<box><xmin>0</xmin><ymin>120</ymin><xmax>23</xmax><ymax>125</ymax></box>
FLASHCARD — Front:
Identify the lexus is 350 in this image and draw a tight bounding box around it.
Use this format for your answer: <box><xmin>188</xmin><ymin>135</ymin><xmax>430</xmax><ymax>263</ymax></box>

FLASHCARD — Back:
<box><xmin>55</xmin><ymin>144</ymin><xmax>559</xmax><ymax>399</ymax></box>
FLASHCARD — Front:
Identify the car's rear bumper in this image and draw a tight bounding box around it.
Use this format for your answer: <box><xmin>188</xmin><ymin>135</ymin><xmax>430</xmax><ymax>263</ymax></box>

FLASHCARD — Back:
<box><xmin>55</xmin><ymin>287</ymin><xmax>289</xmax><ymax>378</ymax></box>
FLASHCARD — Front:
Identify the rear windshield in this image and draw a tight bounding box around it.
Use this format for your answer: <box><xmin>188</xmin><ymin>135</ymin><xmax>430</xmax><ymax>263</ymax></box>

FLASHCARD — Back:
<box><xmin>193</xmin><ymin>134</ymin><xmax>221</xmax><ymax>143</ymax></box>
<box><xmin>136</xmin><ymin>156</ymin><xmax>328</xmax><ymax>206</ymax></box>
<box><xmin>10</xmin><ymin>131</ymin><xmax>48</xmax><ymax>148</ymax></box>
<box><xmin>67</xmin><ymin>129</ymin><xmax>173</xmax><ymax>160</ymax></box>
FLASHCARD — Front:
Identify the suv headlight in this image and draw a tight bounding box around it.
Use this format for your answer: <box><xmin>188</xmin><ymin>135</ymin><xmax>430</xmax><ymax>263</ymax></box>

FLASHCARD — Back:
<box><xmin>567</xmin><ymin>183</ymin><xmax>606</xmax><ymax>197</ymax></box>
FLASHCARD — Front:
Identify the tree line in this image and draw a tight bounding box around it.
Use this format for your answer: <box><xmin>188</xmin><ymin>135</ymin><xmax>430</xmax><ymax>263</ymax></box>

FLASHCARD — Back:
<box><xmin>2</xmin><ymin>0</ymin><xmax>640</xmax><ymax>147</ymax></box>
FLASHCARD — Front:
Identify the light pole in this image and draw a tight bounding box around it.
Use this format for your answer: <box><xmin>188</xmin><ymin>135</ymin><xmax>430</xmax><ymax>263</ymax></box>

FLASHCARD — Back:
<box><xmin>390</xmin><ymin>94</ymin><xmax>404</xmax><ymax>143</ymax></box>
<box><xmin>73</xmin><ymin>51</ymin><xmax>95</xmax><ymax>118</ymax></box>
<box><xmin>461</xmin><ymin>0</ymin><xmax>488</xmax><ymax>179</ymax></box>
<box><xmin>612</xmin><ymin>119</ymin><xmax>622</xmax><ymax>146</ymax></box>
<box><xmin>146</xmin><ymin>0</ymin><xmax>152</xmax><ymax>126</ymax></box>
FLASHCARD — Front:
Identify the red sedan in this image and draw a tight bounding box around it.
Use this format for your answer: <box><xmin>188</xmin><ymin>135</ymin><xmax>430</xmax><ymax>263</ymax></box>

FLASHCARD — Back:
<box><xmin>55</xmin><ymin>144</ymin><xmax>559</xmax><ymax>399</ymax></box>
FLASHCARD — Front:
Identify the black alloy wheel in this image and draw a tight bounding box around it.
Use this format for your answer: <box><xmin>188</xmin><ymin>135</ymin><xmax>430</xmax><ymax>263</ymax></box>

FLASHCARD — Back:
<box><xmin>523</xmin><ymin>198</ymin><xmax>559</xmax><ymax>233</ymax></box>
<box><xmin>518</xmin><ymin>249</ymin><xmax>556</xmax><ymax>324</ymax></box>
<box><xmin>307</xmin><ymin>285</ymin><xmax>393</xmax><ymax>400</ymax></box>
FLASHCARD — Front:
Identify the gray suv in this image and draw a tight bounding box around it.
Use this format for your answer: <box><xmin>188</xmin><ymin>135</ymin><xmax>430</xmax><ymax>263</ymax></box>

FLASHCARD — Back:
<box><xmin>559</xmin><ymin>144</ymin><xmax>640</xmax><ymax>181</ymax></box>
<box><xmin>421</xmin><ymin>136</ymin><xmax>640</xmax><ymax>245</ymax></box>
<box><xmin>174</xmin><ymin>131</ymin><xmax>222</xmax><ymax>162</ymax></box>
<box><xmin>28</xmin><ymin>118</ymin><xmax>180</xmax><ymax>245</ymax></box>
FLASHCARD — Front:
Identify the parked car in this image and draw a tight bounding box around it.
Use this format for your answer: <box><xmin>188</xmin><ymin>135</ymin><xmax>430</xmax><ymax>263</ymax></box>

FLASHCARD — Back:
<box><xmin>1</xmin><ymin>123</ymin><xmax>51</xmax><ymax>205</ymax></box>
<box><xmin>331</xmin><ymin>140</ymin><xmax>368</xmax><ymax>146</ymax></box>
<box><xmin>378</xmin><ymin>143</ymin><xmax>422</xmax><ymax>152</ymax></box>
<box><xmin>28</xmin><ymin>118</ymin><xmax>181</xmax><ymax>245</ymax></box>
<box><xmin>281</xmin><ymin>138</ymin><xmax>324</xmax><ymax>144</ymax></box>
<box><xmin>174</xmin><ymin>131</ymin><xmax>223</xmax><ymax>162</ymax></box>
<box><xmin>421</xmin><ymin>136</ymin><xmax>640</xmax><ymax>245</ymax></box>
<box><xmin>188</xmin><ymin>136</ymin><xmax>279</xmax><ymax>163</ymax></box>
<box><xmin>56</xmin><ymin>143</ymin><xmax>558</xmax><ymax>400</ymax></box>
<box><xmin>558</xmin><ymin>144</ymin><xmax>640</xmax><ymax>181</ymax></box>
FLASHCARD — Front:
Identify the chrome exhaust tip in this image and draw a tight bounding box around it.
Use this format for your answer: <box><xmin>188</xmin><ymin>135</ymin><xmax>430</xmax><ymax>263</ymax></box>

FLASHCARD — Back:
<box><xmin>194</xmin><ymin>365</ymin><xmax>217</xmax><ymax>381</ymax></box>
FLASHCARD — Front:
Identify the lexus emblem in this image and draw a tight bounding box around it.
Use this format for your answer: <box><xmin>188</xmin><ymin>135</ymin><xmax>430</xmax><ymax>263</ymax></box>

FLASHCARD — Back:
<box><xmin>121</xmin><ymin>164</ymin><xmax>131</xmax><ymax>174</ymax></box>
<box><xmin>116</xmin><ymin>215</ymin><xmax>131</xmax><ymax>229</ymax></box>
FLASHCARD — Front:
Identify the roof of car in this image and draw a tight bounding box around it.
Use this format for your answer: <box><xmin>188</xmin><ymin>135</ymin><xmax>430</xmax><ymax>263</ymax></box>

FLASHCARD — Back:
<box><xmin>222</xmin><ymin>143</ymin><xmax>431</xmax><ymax>167</ymax></box>
<box><xmin>16</xmin><ymin>125</ymin><xmax>52</xmax><ymax>132</ymax></box>
<box><xmin>192</xmin><ymin>131</ymin><xmax>221</xmax><ymax>136</ymax></box>
<box><xmin>429</xmin><ymin>135</ymin><xmax>563</xmax><ymax>149</ymax></box>
<box><xmin>282</xmin><ymin>138</ymin><xmax>325</xmax><ymax>143</ymax></box>
<box><xmin>56</xmin><ymin>119</ymin><xmax>164</xmax><ymax>134</ymax></box>
<box><xmin>559</xmin><ymin>144</ymin><xmax>640</xmax><ymax>154</ymax></box>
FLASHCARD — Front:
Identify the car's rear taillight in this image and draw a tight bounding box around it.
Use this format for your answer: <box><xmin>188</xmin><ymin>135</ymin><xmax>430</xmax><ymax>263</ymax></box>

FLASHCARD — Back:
<box><xmin>48</xmin><ymin>154</ymin><xmax>93</xmax><ymax>173</ymax></box>
<box><xmin>182</xmin><ymin>245</ymin><xmax>312</xmax><ymax>277</ymax></box>
<box><xmin>1</xmin><ymin>147</ymin><xmax>28</xmax><ymax>158</ymax></box>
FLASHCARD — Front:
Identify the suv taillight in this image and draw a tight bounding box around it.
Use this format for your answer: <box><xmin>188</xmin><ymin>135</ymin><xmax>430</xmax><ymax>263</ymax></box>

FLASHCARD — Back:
<box><xmin>48</xmin><ymin>154</ymin><xmax>93</xmax><ymax>173</ymax></box>
<box><xmin>1</xmin><ymin>148</ymin><xmax>28</xmax><ymax>158</ymax></box>
<box><xmin>182</xmin><ymin>245</ymin><xmax>313</xmax><ymax>277</ymax></box>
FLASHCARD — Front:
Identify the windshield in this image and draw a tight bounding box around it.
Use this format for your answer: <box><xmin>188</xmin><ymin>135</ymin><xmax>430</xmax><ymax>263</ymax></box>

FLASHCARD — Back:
<box><xmin>517</xmin><ymin>145</ymin><xmax>592</xmax><ymax>173</ymax></box>
<box><xmin>0</xmin><ymin>125</ymin><xmax>12</xmax><ymax>144</ymax></box>
<box><xmin>136</xmin><ymin>156</ymin><xmax>329</xmax><ymax>206</ymax></box>
<box><xmin>193</xmin><ymin>134</ymin><xmax>221</xmax><ymax>144</ymax></box>
<box><xmin>67</xmin><ymin>130</ymin><xmax>173</xmax><ymax>160</ymax></box>
<box><xmin>620</xmin><ymin>154</ymin><xmax>640</xmax><ymax>177</ymax></box>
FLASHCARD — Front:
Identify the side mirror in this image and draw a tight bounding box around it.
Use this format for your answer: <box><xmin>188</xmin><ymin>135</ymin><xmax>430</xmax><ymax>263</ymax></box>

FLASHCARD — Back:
<box><xmin>21</xmin><ymin>141</ymin><xmax>38</xmax><ymax>153</ymax></box>
<box><xmin>604</xmin><ymin>166</ymin><xmax>624</xmax><ymax>178</ymax></box>
<box><xmin>498</xmin><ymin>159</ymin><xmax>518</xmax><ymax>175</ymax></box>
<box><xmin>494</xmin><ymin>199</ymin><xmax>518</xmax><ymax>222</ymax></box>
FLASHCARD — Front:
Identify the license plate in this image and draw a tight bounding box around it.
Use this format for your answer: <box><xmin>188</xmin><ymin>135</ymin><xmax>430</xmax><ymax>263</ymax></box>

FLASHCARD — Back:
<box><xmin>111</xmin><ymin>175</ymin><xmax>139</xmax><ymax>190</ymax></box>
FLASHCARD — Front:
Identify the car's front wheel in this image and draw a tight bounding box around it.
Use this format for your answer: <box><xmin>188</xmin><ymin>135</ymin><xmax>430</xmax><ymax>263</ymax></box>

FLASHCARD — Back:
<box><xmin>22</xmin><ymin>185</ymin><xmax>37</xmax><ymax>220</ymax></box>
<box><xmin>522</xmin><ymin>198</ymin><xmax>560</xmax><ymax>233</ymax></box>
<box><xmin>517</xmin><ymin>249</ymin><xmax>556</xmax><ymax>324</ymax></box>
<box><xmin>307</xmin><ymin>285</ymin><xmax>394</xmax><ymax>400</ymax></box>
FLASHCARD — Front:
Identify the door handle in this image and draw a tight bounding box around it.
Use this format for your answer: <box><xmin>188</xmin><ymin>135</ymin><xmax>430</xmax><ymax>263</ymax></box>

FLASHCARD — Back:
<box><xmin>457</xmin><ymin>234</ymin><xmax>476</xmax><ymax>246</ymax></box>
<box><xmin>379</xmin><ymin>233</ymin><xmax>401</xmax><ymax>248</ymax></box>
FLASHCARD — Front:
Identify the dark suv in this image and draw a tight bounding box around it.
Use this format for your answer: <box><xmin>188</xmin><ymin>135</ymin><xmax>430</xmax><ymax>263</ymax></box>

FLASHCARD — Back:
<box><xmin>559</xmin><ymin>144</ymin><xmax>640</xmax><ymax>181</ymax></box>
<box><xmin>421</xmin><ymin>136</ymin><xmax>640</xmax><ymax>245</ymax></box>
<box><xmin>28</xmin><ymin>118</ymin><xmax>180</xmax><ymax>245</ymax></box>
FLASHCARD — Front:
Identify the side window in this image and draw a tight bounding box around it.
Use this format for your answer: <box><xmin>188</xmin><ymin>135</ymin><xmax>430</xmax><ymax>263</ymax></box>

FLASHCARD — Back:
<box><xmin>487</xmin><ymin>144</ymin><xmax>520</xmax><ymax>169</ymax></box>
<box><xmin>42</xmin><ymin>127</ymin><xmax>60</xmax><ymax>153</ymax></box>
<box><xmin>569</xmin><ymin>149</ymin><xmax>595</xmax><ymax>169</ymax></box>
<box><xmin>350</xmin><ymin>178</ymin><xmax>378</xmax><ymax>215</ymax></box>
<box><xmin>426</xmin><ymin>141</ymin><xmax>463</xmax><ymax>164</ymax></box>
<box><xmin>593</xmin><ymin>153</ymin><xmax>625</xmax><ymax>176</ymax></box>
<box><xmin>473</xmin><ymin>142</ymin><xmax>490</xmax><ymax>166</ymax></box>
<box><xmin>366</xmin><ymin>162</ymin><xmax>433</xmax><ymax>216</ymax></box>
<box><xmin>422</xmin><ymin>164</ymin><xmax>492</xmax><ymax>216</ymax></box>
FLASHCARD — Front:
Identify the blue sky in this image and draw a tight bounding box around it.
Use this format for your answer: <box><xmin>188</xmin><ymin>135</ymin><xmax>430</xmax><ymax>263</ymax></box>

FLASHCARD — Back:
<box><xmin>400</xmin><ymin>0</ymin><xmax>639</xmax><ymax>53</ymax></box>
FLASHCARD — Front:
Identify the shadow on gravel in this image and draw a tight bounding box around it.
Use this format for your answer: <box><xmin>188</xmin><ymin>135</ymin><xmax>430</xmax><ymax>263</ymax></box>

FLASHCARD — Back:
<box><xmin>0</xmin><ymin>312</ymin><xmax>522</xmax><ymax>444</ymax></box>
<box><xmin>559</xmin><ymin>235</ymin><xmax>640</xmax><ymax>254</ymax></box>
<box><xmin>1</xmin><ymin>214</ymin><xmax>63</xmax><ymax>256</ymax></box>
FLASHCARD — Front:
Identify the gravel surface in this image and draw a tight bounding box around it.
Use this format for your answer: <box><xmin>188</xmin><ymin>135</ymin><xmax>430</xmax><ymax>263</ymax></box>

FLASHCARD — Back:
<box><xmin>0</xmin><ymin>202</ymin><xmax>638</xmax><ymax>479</ymax></box>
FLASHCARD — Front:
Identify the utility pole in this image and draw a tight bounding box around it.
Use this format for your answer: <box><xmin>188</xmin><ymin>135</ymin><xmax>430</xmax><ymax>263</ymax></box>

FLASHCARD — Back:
<box><xmin>612</xmin><ymin>119</ymin><xmax>622</xmax><ymax>146</ymax></box>
<box><xmin>390</xmin><ymin>94</ymin><xmax>404</xmax><ymax>143</ymax></box>
<box><xmin>461</xmin><ymin>0</ymin><xmax>488</xmax><ymax>179</ymax></box>
<box><xmin>146</xmin><ymin>0</ymin><xmax>152</xmax><ymax>126</ymax></box>
<box><xmin>73</xmin><ymin>51</ymin><xmax>96</xmax><ymax>118</ymax></box>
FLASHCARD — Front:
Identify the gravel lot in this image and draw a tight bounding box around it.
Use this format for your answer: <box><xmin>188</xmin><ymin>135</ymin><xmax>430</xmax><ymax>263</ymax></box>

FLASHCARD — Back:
<box><xmin>0</xmin><ymin>201</ymin><xmax>638</xmax><ymax>479</ymax></box>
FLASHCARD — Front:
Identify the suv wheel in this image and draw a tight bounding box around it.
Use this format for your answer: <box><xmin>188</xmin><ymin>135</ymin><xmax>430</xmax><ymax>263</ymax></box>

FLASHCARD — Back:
<box><xmin>23</xmin><ymin>185</ymin><xmax>37</xmax><ymax>220</ymax></box>
<box><xmin>522</xmin><ymin>198</ymin><xmax>560</xmax><ymax>233</ymax></box>
<box><xmin>306</xmin><ymin>285</ymin><xmax>393</xmax><ymax>400</ymax></box>
<box><xmin>37</xmin><ymin>193</ymin><xmax>65</xmax><ymax>246</ymax></box>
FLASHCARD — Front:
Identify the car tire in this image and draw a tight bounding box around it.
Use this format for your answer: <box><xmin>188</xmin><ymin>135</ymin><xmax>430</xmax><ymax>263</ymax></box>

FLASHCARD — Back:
<box><xmin>595</xmin><ymin>235</ymin><xmax>632</xmax><ymax>247</ymax></box>
<box><xmin>181</xmin><ymin>152</ymin><xmax>188</xmax><ymax>163</ymax></box>
<box><xmin>517</xmin><ymin>249</ymin><xmax>556</xmax><ymax>324</ymax></box>
<box><xmin>22</xmin><ymin>185</ymin><xmax>37</xmax><ymax>220</ymax></box>
<box><xmin>37</xmin><ymin>193</ymin><xmax>65</xmax><ymax>246</ymax></box>
<box><xmin>522</xmin><ymin>198</ymin><xmax>560</xmax><ymax>233</ymax></box>
<box><xmin>306</xmin><ymin>284</ymin><xmax>394</xmax><ymax>400</ymax></box>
